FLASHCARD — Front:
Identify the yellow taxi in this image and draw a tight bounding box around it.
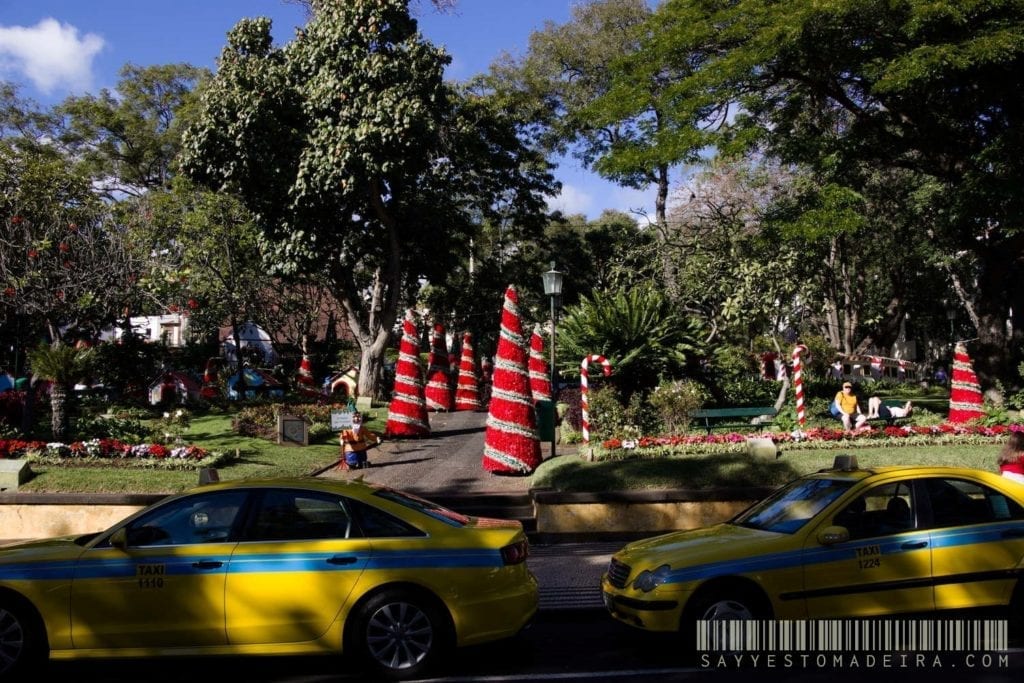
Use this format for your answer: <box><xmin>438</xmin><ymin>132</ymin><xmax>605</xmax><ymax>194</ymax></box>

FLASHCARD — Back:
<box><xmin>0</xmin><ymin>478</ymin><xmax>536</xmax><ymax>680</ymax></box>
<box><xmin>602</xmin><ymin>456</ymin><xmax>1024</xmax><ymax>640</ymax></box>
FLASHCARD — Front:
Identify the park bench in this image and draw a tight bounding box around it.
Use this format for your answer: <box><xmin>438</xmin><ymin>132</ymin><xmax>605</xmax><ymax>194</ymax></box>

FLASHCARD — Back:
<box><xmin>689</xmin><ymin>406</ymin><xmax>778</xmax><ymax>434</ymax></box>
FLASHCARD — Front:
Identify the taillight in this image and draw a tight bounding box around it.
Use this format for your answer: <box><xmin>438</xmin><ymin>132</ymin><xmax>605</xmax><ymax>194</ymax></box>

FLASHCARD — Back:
<box><xmin>500</xmin><ymin>540</ymin><xmax>529</xmax><ymax>565</ymax></box>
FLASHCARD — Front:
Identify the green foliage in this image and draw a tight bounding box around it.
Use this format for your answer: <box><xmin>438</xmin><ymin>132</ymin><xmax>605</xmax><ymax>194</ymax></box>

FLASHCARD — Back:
<box><xmin>27</xmin><ymin>343</ymin><xmax>94</xmax><ymax>386</ymax></box>
<box><xmin>181</xmin><ymin>1</ymin><xmax>556</xmax><ymax>399</ymax></box>
<box><xmin>647</xmin><ymin>379</ymin><xmax>708</xmax><ymax>435</ymax></box>
<box><xmin>74</xmin><ymin>413</ymin><xmax>151</xmax><ymax>442</ymax></box>
<box><xmin>557</xmin><ymin>285</ymin><xmax>708</xmax><ymax>400</ymax></box>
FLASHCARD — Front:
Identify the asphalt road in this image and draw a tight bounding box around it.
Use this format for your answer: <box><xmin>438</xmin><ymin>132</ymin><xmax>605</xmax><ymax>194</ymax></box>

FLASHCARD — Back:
<box><xmin>46</xmin><ymin>609</ymin><xmax>1024</xmax><ymax>683</ymax></box>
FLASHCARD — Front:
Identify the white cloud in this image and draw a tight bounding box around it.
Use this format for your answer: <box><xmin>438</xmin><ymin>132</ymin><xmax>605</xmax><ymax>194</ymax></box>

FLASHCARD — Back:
<box><xmin>0</xmin><ymin>18</ymin><xmax>104</xmax><ymax>95</ymax></box>
<box><xmin>547</xmin><ymin>182</ymin><xmax>593</xmax><ymax>217</ymax></box>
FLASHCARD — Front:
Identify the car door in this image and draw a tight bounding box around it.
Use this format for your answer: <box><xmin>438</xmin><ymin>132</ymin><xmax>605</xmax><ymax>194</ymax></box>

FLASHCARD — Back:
<box><xmin>70</xmin><ymin>490</ymin><xmax>248</xmax><ymax>649</ymax></box>
<box><xmin>801</xmin><ymin>480</ymin><xmax>934</xmax><ymax>617</ymax></box>
<box><xmin>920</xmin><ymin>476</ymin><xmax>1024</xmax><ymax>611</ymax></box>
<box><xmin>224</xmin><ymin>489</ymin><xmax>374</xmax><ymax>645</ymax></box>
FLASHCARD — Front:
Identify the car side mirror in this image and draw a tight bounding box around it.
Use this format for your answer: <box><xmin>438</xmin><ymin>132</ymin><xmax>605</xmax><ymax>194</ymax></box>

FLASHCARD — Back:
<box><xmin>110</xmin><ymin>528</ymin><xmax>128</xmax><ymax>550</ymax></box>
<box><xmin>818</xmin><ymin>525</ymin><xmax>850</xmax><ymax>546</ymax></box>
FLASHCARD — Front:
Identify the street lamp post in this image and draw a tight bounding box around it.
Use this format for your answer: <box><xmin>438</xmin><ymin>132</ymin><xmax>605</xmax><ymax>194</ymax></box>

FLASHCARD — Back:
<box><xmin>542</xmin><ymin>262</ymin><xmax>564</xmax><ymax>460</ymax></box>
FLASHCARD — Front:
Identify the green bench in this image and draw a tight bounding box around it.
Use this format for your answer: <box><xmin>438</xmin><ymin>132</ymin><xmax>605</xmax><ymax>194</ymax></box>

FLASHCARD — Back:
<box><xmin>689</xmin><ymin>407</ymin><xmax>778</xmax><ymax>434</ymax></box>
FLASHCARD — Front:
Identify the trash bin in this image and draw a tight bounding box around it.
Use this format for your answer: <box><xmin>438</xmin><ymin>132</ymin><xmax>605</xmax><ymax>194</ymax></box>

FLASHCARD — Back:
<box><xmin>535</xmin><ymin>399</ymin><xmax>555</xmax><ymax>442</ymax></box>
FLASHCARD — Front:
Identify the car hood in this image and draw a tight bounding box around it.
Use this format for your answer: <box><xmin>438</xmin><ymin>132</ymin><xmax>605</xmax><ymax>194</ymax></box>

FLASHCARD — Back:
<box><xmin>0</xmin><ymin>536</ymin><xmax>89</xmax><ymax>571</ymax></box>
<box><xmin>614</xmin><ymin>523</ymin><xmax>793</xmax><ymax>577</ymax></box>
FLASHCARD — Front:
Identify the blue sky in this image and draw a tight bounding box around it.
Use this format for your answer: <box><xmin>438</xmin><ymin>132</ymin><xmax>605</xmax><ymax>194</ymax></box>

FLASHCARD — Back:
<box><xmin>0</xmin><ymin>0</ymin><xmax>658</xmax><ymax>220</ymax></box>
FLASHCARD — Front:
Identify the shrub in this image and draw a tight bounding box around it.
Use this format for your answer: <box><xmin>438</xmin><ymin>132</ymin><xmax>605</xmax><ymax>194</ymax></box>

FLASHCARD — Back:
<box><xmin>647</xmin><ymin>379</ymin><xmax>708</xmax><ymax>435</ymax></box>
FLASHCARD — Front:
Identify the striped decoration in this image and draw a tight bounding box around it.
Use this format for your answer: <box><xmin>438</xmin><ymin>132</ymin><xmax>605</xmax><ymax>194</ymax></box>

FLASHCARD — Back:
<box><xmin>580</xmin><ymin>355</ymin><xmax>611</xmax><ymax>444</ymax></box>
<box><xmin>792</xmin><ymin>344</ymin><xmax>809</xmax><ymax>429</ymax></box>
<box><xmin>528</xmin><ymin>325</ymin><xmax>552</xmax><ymax>402</ymax></box>
<box><xmin>482</xmin><ymin>286</ymin><xmax>540</xmax><ymax>474</ymax></box>
<box><xmin>453</xmin><ymin>332</ymin><xmax>482</xmax><ymax>411</ymax></box>
<box><xmin>384</xmin><ymin>310</ymin><xmax>430</xmax><ymax>438</ymax></box>
<box><xmin>424</xmin><ymin>323</ymin><xmax>453</xmax><ymax>412</ymax></box>
<box><xmin>948</xmin><ymin>342</ymin><xmax>984</xmax><ymax>423</ymax></box>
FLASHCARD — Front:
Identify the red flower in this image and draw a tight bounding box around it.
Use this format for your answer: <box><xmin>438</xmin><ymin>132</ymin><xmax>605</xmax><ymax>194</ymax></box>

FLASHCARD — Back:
<box><xmin>187</xmin><ymin>298</ymin><xmax>199</xmax><ymax>310</ymax></box>
<box><xmin>68</xmin><ymin>223</ymin><xmax>78</xmax><ymax>232</ymax></box>
<box><xmin>11</xmin><ymin>215</ymin><xmax>23</xmax><ymax>225</ymax></box>
<box><xmin>27</xmin><ymin>249</ymin><xmax>38</xmax><ymax>259</ymax></box>
<box><xmin>149</xmin><ymin>444</ymin><xmax>169</xmax><ymax>459</ymax></box>
<box><xmin>168</xmin><ymin>303</ymin><xmax>180</xmax><ymax>313</ymax></box>
<box><xmin>3</xmin><ymin>287</ymin><xmax>14</xmax><ymax>298</ymax></box>
<box><xmin>58</xmin><ymin>242</ymin><xmax>70</xmax><ymax>253</ymax></box>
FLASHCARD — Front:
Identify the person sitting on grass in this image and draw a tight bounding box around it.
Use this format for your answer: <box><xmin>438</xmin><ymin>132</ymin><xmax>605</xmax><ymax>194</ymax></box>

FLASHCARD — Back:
<box><xmin>831</xmin><ymin>382</ymin><xmax>867</xmax><ymax>431</ymax></box>
<box><xmin>866</xmin><ymin>397</ymin><xmax>913</xmax><ymax>420</ymax></box>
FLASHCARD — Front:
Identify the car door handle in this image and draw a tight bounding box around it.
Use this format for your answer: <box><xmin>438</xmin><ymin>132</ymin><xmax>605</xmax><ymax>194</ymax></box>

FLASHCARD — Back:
<box><xmin>1001</xmin><ymin>529</ymin><xmax>1024</xmax><ymax>538</ymax></box>
<box><xmin>901</xmin><ymin>541</ymin><xmax>928</xmax><ymax>550</ymax></box>
<box><xmin>192</xmin><ymin>560</ymin><xmax>223</xmax><ymax>569</ymax></box>
<box><xmin>327</xmin><ymin>555</ymin><xmax>357</xmax><ymax>565</ymax></box>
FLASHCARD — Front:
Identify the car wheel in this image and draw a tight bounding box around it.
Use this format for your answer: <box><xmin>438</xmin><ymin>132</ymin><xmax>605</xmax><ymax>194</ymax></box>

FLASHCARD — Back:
<box><xmin>0</xmin><ymin>600</ymin><xmax>47</xmax><ymax>680</ymax></box>
<box><xmin>349</xmin><ymin>588</ymin><xmax>451</xmax><ymax>680</ymax></box>
<box><xmin>680</xmin><ymin>584</ymin><xmax>767</xmax><ymax>654</ymax></box>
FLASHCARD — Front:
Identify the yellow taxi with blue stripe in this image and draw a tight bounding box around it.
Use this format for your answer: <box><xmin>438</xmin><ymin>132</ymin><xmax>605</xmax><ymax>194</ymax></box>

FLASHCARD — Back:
<box><xmin>602</xmin><ymin>456</ymin><xmax>1024</xmax><ymax>639</ymax></box>
<box><xmin>0</xmin><ymin>478</ymin><xmax>536</xmax><ymax>680</ymax></box>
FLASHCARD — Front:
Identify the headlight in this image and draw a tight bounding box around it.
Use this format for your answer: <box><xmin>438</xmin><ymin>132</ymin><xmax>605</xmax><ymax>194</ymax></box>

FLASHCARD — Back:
<box><xmin>632</xmin><ymin>563</ymin><xmax>672</xmax><ymax>592</ymax></box>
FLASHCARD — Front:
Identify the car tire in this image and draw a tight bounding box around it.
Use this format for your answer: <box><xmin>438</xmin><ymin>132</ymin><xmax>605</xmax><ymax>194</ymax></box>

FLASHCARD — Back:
<box><xmin>0</xmin><ymin>599</ymin><xmax>47</xmax><ymax>680</ymax></box>
<box><xmin>348</xmin><ymin>588</ymin><xmax>452</xmax><ymax>681</ymax></box>
<box><xmin>679</xmin><ymin>584</ymin><xmax>768</xmax><ymax>654</ymax></box>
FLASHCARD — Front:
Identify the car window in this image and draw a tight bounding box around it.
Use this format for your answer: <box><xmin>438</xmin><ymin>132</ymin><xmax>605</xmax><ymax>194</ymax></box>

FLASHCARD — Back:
<box><xmin>833</xmin><ymin>481</ymin><xmax>916</xmax><ymax>540</ymax></box>
<box><xmin>120</xmin><ymin>491</ymin><xmax>249</xmax><ymax>547</ymax></box>
<box><xmin>733</xmin><ymin>477</ymin><xmax>854</xmax><ymax>534</ymax></box>
<box><xmin>349</xmin><ymin>499</ymin><xmax>426</xmax><ymax>538</ymax></box>
<box><xmin>924</xmin><ymin>478</ymin><xmax>1024</xmax><ymax>528</ymax></box>
<box><xmin>372</xmin><ymin>489</ymin><xmax>470</xmax><ymax>527</ymax></box>
<box><xmin>246</xmin><ymin>489</ymin><xmax>353</xmax><ymax>541</ymax></box>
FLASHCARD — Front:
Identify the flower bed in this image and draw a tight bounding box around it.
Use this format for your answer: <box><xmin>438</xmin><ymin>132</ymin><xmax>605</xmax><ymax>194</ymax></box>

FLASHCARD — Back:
<box><xmin>598</xmin><ymin>422</ymin><xmax>1023</xmax><ymax>459</ymax></box>
<box><xmin>0</xmin><ymin>438</ymin><xmax>231</xmax><ymax>470</ymax></box>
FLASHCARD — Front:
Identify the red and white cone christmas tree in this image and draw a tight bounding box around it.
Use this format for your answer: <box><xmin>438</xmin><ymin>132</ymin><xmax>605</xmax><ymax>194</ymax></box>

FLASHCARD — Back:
<box><xmin>296</xmin><ymin>354</ymin><xmax>317</xmax><ymax>396</ymax></box>
<box><xmin>424</xmin><ymin>323</ymin><xmax>453</xmax><ymax>412</ymax></box>
<box><xmin>385</xmin><ymin>310</ymin><xmax>430</xmax><ymax>438</ymax></box>
<box><xmin>529</xmin><ymin>324</ymin><xmax>551</xmax><ymax>402</ymax></box>
<box><xmin>454</xmin><ymin>332</ymin><xmax>482</xmax><ymax>411</ymax></box>
<box><xmin>200</xmin><ymin>358</ymin><xmax>219</xmax><ymax>400</ymax></box>
<box><xmin>948</xmin><ymin>342</ymin><xmax>985</xmax><ymax>423</ymax></box>
<box><xmin>482</xmin><ymin>285</ymin><xmax>541</xmax><ymax>475</ymax></box>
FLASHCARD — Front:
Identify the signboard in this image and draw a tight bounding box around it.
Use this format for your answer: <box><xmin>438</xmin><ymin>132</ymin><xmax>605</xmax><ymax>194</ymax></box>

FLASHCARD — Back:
<box><xmin>331</xmin><ymin>410</ymin><xmax>354</xmax><ymax>431</ymax></box>
<box><xmin>277</xmin><ymin>414</ymin><xmax>309</xmax><ymax>447</ymax></box>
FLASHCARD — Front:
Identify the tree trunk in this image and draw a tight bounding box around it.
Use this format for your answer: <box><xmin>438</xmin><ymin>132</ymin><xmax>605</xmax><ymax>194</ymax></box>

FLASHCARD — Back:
<box><xmin>50</xmin><ymin>383</ymin><xmax>69</xmax><ymax>442</ymax></box>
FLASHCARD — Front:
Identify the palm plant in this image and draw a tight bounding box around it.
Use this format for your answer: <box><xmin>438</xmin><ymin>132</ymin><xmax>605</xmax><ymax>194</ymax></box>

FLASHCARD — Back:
<box><xmin>27</xmin><ymin>342</ymin><xmax>94</xmax><ymax>441</ymax></box>
<box><xmin>556</xmin><ymin>285</ymin><xmax>709</xmax><ymax>401</ymax></box>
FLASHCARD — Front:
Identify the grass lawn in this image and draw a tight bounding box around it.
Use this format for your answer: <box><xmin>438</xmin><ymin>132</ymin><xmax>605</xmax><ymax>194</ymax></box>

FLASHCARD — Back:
<box><xmin>11</xmin><ymin>396</ymin><xmax>1013</xmax><ymax>496</ymax></box>
<box><xmin>16</xmin><ymin>411</ymin><xmax>364</xmax><ymax>494</ymax></box>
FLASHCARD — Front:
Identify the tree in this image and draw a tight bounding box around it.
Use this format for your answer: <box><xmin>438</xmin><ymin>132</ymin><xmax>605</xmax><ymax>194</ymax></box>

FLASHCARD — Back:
<box><xmin>1</xmin><ymin>87</ymin><xmax>147</xmax><ymax>346</ymax></box>
<box><xmin>557</xmin><ymin>284</ymin><xmax>708</xmax><ymax>400</ymax></box>
<box><xmin>57</xmin><ymin>63</ymin><xmax>207</xmax><ymax>199</ymax></box>
<box><xmin>479</xmin><ymin>0</ymin><xmax>696</xmax><ymax>291</ymax></box>
<box><xmin>27</xmin><ymin>342</ymin><xmax>93</xmax><ymax>441</ymax></box>
<box><xmin>181</xmin><ymin>1</ymin><xmax>555</xmax><ymax>398</ymax></box>
<box><xmin>619</xmin><ymin>0</ymin><xmax>1024</xmax><ymax>388</ymax></box>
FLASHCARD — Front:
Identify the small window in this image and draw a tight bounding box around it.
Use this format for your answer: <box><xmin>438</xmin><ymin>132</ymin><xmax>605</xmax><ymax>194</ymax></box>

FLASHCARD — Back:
<box><xmin>247</xmin><ymin>490</ymin><xmax>353</xmax><ymax>542</ymax></box>
<box><xmin>924</xmin><ymin>478</ymin><xmax>1024</xmax><ymax>528</ymax></box>
<box><xmin>349</xmin><ymin>499</ymin><xmax>425</xmax><ymax>538</ymax></box>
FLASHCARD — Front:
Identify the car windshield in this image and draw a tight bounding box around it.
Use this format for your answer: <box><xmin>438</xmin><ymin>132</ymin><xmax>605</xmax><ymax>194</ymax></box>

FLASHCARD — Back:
<box><xmin>732</xmin><ymin>477</ymin><xmax>854</xmax><ymax>534</ymax></box>
<box><xmin>373</xmin><ymin>489</ymin><xmax>470</xmax><ymax>527</ymax></box>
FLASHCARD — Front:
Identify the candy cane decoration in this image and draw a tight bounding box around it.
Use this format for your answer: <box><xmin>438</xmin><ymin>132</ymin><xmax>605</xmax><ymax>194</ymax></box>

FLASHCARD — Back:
<box><xmin>581</xmin><ymin>354</ymin><xmax>612</xmax><ymax>444</ymax></box>
<box><xmin>792</xmin><ymin>344</ymin><xmax>809</xmax><ymax>430</ymax></box>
